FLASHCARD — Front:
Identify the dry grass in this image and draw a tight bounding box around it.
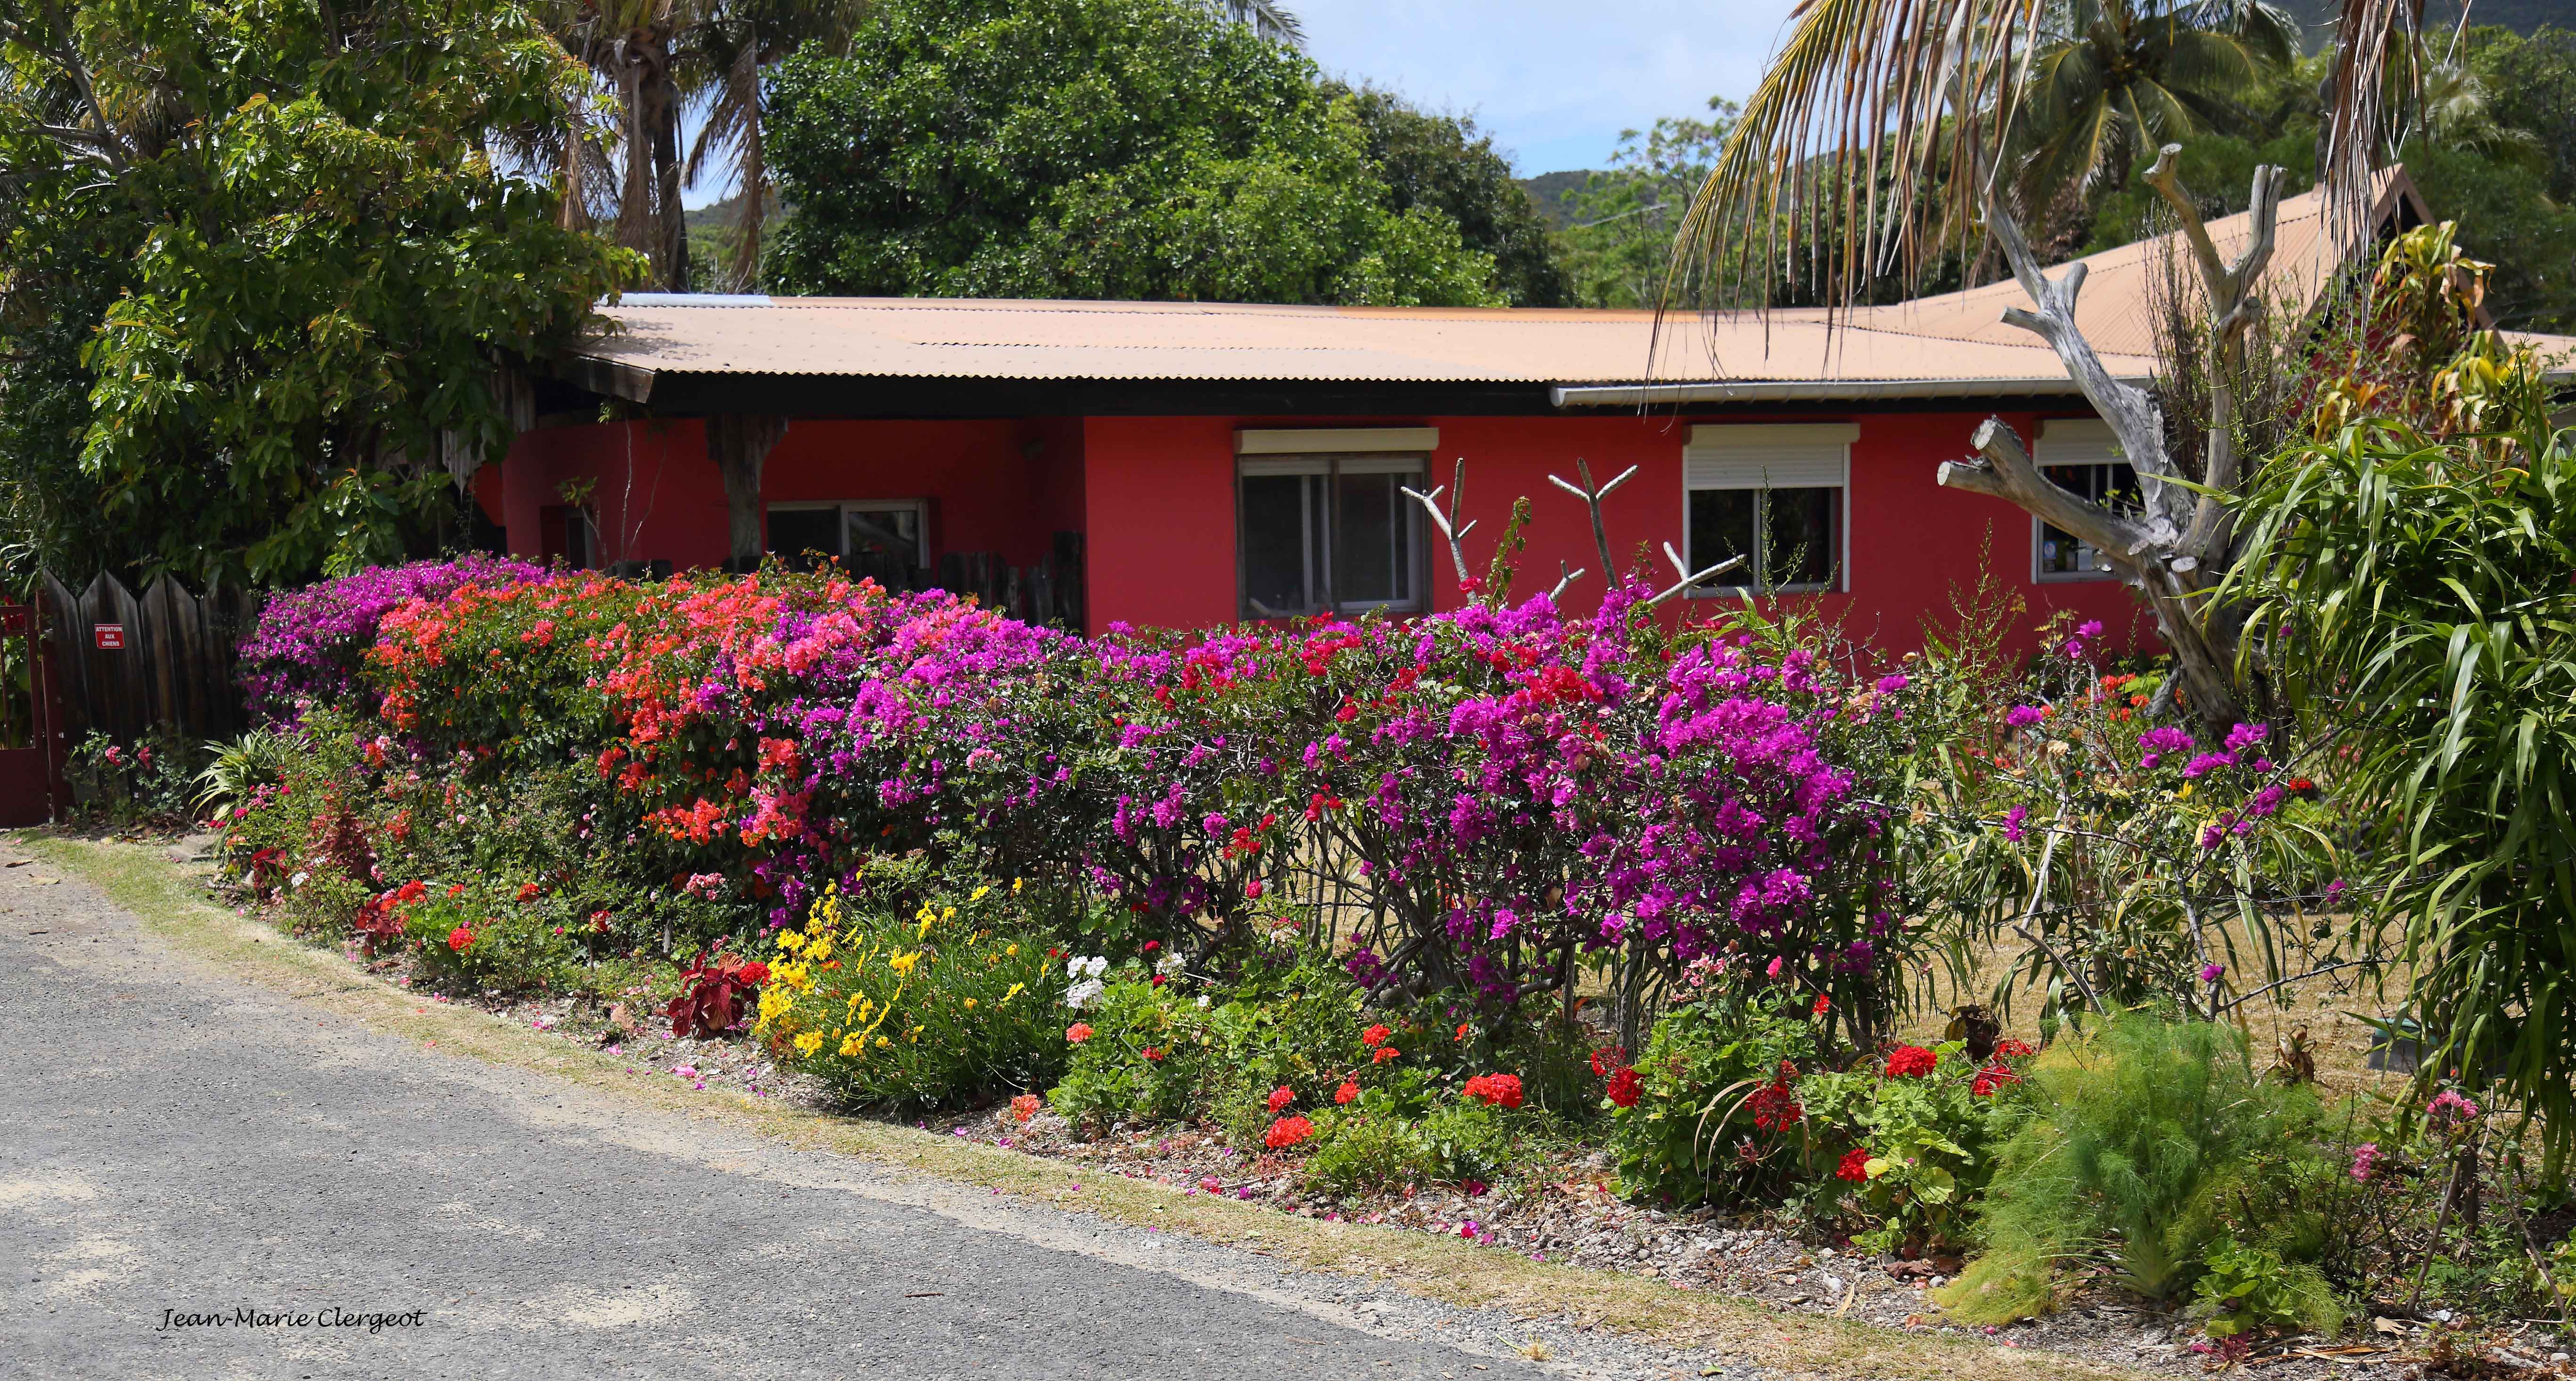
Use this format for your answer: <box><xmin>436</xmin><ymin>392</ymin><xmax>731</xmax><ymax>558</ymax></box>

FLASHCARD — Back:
<box><xmin>23</xmin><ymin>830</ymin><xmax>2156</xmax><ymax>1381</ymax></box>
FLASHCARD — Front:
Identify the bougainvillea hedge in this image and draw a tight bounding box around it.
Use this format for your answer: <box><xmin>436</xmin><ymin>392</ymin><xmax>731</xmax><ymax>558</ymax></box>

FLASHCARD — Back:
<box><xmin>247</xmin><ymin>560</ymin><xmax>1945</xmax><ymax>1034</ymax></box>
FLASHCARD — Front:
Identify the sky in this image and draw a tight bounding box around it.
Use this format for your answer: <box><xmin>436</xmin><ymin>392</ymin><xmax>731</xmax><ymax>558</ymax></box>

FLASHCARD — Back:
<box><xmin>1290</xmin><ymin>0</ymin><xmax>1802</xmax><ymax>177</ymax></box>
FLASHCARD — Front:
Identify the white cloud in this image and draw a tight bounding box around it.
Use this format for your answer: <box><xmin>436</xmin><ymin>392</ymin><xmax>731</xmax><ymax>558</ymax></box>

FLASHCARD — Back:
<box><xmin>1291</xmin><ymin>0</ymin><xmax>1798</xmax><ymax>174</ymax></box>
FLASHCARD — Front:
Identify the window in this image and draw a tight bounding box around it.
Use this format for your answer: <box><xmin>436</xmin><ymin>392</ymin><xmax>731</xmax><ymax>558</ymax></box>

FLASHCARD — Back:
<box><xmin>1682</xmin><ymin>424</ymin><xmax>1853</xmax><ymax>594</ymax></box>
<box><xmin>1235</xmin><ymin>429</ymin><xmax>1432</xmax><ymax>619</ymax></box>
<box><xmin>2032</xmin><ymin>419</ymin><xmax>2140</xmax><ymax>581</ymax></box>
<box><xmin>765</xmin><ymin>500</ymin><xmax>929</xmax><ymax>571</ymax></box>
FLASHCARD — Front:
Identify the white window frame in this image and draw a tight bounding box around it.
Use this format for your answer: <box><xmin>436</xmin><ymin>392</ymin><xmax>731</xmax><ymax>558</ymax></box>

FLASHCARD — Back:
<box><xmin>1681</xmin><ymin>424</ymin><xmax>1854</xmax><ymax>596</ymax></box>
<box><xmin>1235</xmin><ymin>429</ymin><xmax>1434</xmax><ymax>619</ymax></box>
<box><xmin>765</xmin><ymin>498</ymin><xmax>931</xmax><ymax>566</ymax></box>
<box><xmin>2030</xmin><ymin>418</ymin><xmax>2135</xmax><ymax>583</ymax></box>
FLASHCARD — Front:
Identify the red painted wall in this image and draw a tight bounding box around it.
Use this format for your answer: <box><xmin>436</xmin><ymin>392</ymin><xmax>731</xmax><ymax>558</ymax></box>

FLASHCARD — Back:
<box><xmin>1081</xmin><ymin>410</ymin><xmax>2149</xmax><ymax>659</ymax></box>
<box><xmin>497</xmin><ymin>408</ymin><xmax>2152</xmax><ymax>662</ymax></box>
<box><xmin>497</xmin><ymin>417</ymin><xmax>1082</xmax><ymax>572</ymax></box>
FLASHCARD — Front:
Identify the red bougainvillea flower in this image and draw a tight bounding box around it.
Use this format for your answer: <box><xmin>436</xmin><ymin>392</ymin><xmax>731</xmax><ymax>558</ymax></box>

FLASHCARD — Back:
<box><xmin>1972</xmin><ymin>1062</ymin><xmax>2020</xmax><ymax>1097</ymax></box>
<box><xmin>1993</xmin><ymin>1038</ymin><xmax>2037</xmax><ymax>1059</ymax></box>
<box><xmin>1605</xmin><ymin>1066</ymin><xmax>1642</xmax><ymax>1108</ymax></box>
<box><xmin>1065</xmin><ymin>1023</ymin><xmax>1093</xmax><ymax>1044</ymax></box>
<box><xmin>1267</xmin><ymin>1085</ymin><xmax>1295</xmax><ymax>1113</ymax></box>
<box><xmin>447</xmin><ymin>927</ymin><xmax>474</xmax><ymax>953</ymax></box>
<box><xmin>1361</xmin><ymin>1023</ymin><xmax>1392</xmax><ymax>1049</ymax></box>
<box><xmin>1372</xmin><ymin>1046</ymin><xmax>1401</xmax><ymax>1064</ymax></box>
<box><xmin>515</xmin><ymin>882</ymin><xmax>541</xmax><ymax>902</ymax></box>
<box><xmin>1334</xmin><ymin>1079</ymin><xmax>1359</xmax><ymax>1104</ymax></box>
<box><xmin>1837</xmin><ymin>1147</ymin><xmax>1872</xmax><ymax>1182</ymax></box>
<box><xmin>1462</xmin><ymin>1073</ymin><xmax>1525</xmax><ymax>1109</ymax></box>
<box><xmin>1883</xmin><ymin>1045</ymin><xmax>1937</xmax><ymax>1078</ymax></box>
<box><xmin>1010</xmin><ymin>1093</ymin><xmax>1040</xmax><ymax>1123</ymax></box>
<box><xmin>1264</xmin><ymin>1115</ymin><xmax>1314</xmax><ymax>1149</ymax></box>
<box><xmin>1811</xmin><ymin>992</ymin><xmax>1830</xmax><ymax>1016</ymax></box>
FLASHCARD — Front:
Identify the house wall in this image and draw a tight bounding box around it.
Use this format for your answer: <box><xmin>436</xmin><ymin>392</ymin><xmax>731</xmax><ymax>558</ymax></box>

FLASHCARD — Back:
<box><xmin>493</xmin><ymin>407</ymin><xmax>2151</xmax><ymax>662</ymax></box>
<box><xmin>1082</xmin><ymin>410</ymin><xmax>2150</xmax><ymax>659</ymax></box>
<box><xmin>495</xmin><ymin>417</ymin><xmax>1081</xmax><ymax>572</ymax></box>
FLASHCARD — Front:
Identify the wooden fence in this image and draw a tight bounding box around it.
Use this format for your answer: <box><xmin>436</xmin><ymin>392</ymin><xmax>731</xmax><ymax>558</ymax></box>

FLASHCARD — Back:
<box><xmin>38</xmin><ymin>573</ymin><xmax>261</xmax><ymax>744</ymax></box>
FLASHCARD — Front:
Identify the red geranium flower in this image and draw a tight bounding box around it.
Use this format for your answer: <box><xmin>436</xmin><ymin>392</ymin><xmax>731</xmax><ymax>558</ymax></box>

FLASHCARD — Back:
<box><xmin>1837</xmin><ymin>1147</ymin><xmax>1872</xmax><ymax>1182</ymax></box>
<box><xmin>1334</xmin><ymin>1079</ymin><xmax>1359</xmax><ymax>1105</ymax></box>
<box><xmin>1264</xmin><ymin>1115</ymin><xmax>1315</xmax><ymax>1149</ymax></box>
<box><xmin>1605</xmin><ymin>1066</ymin><xmax>1642</xmax><ymax>1108</ymax></box>
<box><xmin>1812</xmin><ymin>992</ymin><xmax>1830</xmax><ymax>1016</ymax></box>
<box><xmin>1065</xmin><ymin>1023</ymin><xmax>1093</xmax><ymax>1043</ymax></box>
<box><xmin>515</xmin><ymin>882</ymin><xmax>540</xmax><ymax>902</ymax></box>
<box><xmin>1972</xmin><ymin>1062</ymin><xmax>2021</xmax><ymax>1097</ymax></box>
<box><xmin>1883</xmin><ymin>1045</ymin><xmax>1937</xmax><ymax>1078</ymax></box>
<box><xmin>1142</xmin><ymin>1046</ymin><xmax>1164</xmax><ymax>1062</ymax></box>
<box><xmin>1267</xmin><ymin>1085</ymin><xmax>1296</xmax><ymax>1113</ymax></box>
<box><xmin>447</xmin><ymin>927</ymin><xmax>474</xmax><ymax>953</ymax></box>
<box><xmin>1361</xmin><ymin>1023</ymin><xmax>1392</xmax><ymax>1048</ymax></box>
<box><xmin>1455</xmin><ymin>1022</ymin><xmax>1472</xmax><ymax>1042</ymax></box>
<box><xmin>1010</xmin><ymin>1093</ymin><xmax>1040</xmax><ymax>1123</ymax></box>
<box><xmin>1372</xmin><ymin>1046</ymin><xmax>1401</xmax><ymax>1064</ymax></box>
<box><xmin>1993</xmin><ymin>1037</ymin><xmax>2036</xmax><ymax>1059</ymax></box>
<box><xmin>1463</xmin><ymin>1073</ymin><xmax>1524</xmax><ymax>1109</ymax></box>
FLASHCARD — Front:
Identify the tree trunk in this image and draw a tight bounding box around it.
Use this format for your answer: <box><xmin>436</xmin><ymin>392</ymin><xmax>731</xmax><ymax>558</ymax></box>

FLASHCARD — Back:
<box><xmin>707</xmin><ymin>414</ymin><xmax>789</xmax><ymax>572</ymax></box>
<box><xmin>1937</xmin><ymin>145</ymin><xmax>2283</xmax><ymax>737</ymax></box>
<box><xmin>648</xmin><ymin>63</ymin><xmax>690</xmax><ymax>293</ymax></box>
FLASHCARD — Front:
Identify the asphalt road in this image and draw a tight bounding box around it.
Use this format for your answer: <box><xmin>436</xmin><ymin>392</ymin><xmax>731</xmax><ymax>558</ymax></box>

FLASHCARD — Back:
<box><xmin>0</xmin><ymin>852</ymin><xmax>1570</xmax><ymax>1381</ymax></box>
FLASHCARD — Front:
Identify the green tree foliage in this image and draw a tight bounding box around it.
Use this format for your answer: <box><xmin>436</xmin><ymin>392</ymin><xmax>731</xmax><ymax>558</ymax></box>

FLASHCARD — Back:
<box><xmin>760</xmin><ymin>0</ymin><xmax>1508</xmax><ymax>305</ymax></box>
<box><xmin>0</xmin><ymin>0</ymin><xmax>639</xmax><ymax>587</ymax></box>
<box><xmin>1552</xmin><ymin>99</ymin><xmax>1735</xmax><ymax>309</ymax></box>
<box><xmin>1328</xmin><ymin>83</ymin><xmax>1570</xmax><ymax>307</ymax></box>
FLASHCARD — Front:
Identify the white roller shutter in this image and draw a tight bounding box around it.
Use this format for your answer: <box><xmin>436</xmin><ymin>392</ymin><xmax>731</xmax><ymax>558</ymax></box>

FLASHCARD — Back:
<box><xmin>2036</xmin><ymin>417</ymin><xmax>2125</xmax><ymax>466</ymax></box>
<box><xmin>1684</xmin><ymin>424</ymin><xmax>1857</xmax><ymax>490</ymax></box>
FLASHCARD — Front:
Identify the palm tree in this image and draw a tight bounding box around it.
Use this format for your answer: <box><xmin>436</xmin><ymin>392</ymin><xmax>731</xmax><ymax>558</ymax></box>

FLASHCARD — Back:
<box><xmin>2011</xmin><ymin>0</ymin><xmax>2298</xmax><ymax>244</ymax></box>
<box><xmin>1214</xmin><ymin>0</ymin><xmax>1301</xmax><ymax>46</ymax></box>
<box><xmin>548</xmin><ymin>0</ymin><xmax>696</xmax><ymax>291</ymax></box>
<box><xmin>679</xmin><ymin>0</ymin><xmax>868</xmax><ymax>290</ymax></box>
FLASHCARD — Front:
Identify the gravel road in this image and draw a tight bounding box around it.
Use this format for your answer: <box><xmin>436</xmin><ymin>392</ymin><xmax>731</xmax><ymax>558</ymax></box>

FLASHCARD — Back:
<box><xmin>0</xmin><ymin>848</ymin><xmax>1780</xmax><ymax>1381</ymax></box>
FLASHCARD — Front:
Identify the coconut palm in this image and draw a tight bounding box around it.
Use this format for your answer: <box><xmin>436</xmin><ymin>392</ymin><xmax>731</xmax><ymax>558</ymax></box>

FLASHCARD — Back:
<box><xmin>1214</xmin><ymin>0</ymin><xmax>1301</xmax><ymax>45</ymax></box>
<box><xmin>1673</xmin><ymin>0</ymin><xmax>2429</xmax><ymax>311</ymax></box>
<box><xmin>548</xmin><ymin>0</ymin><xmax>697</xmax><ymax>291</ymax></box>
<box><xmin>680</xmin><ymin>0</ymin><xmax>869</xmax><ymax>289</ymax></box>
<box><xmin>2011</xmin><ymin>0</ymin><xmax>2299</xmax><ymax>242</ymax></box>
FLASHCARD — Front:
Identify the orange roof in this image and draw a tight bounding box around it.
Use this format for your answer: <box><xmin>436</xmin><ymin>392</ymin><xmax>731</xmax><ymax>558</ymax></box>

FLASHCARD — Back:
<box><xmin>573</xmin><ymin>172</ymin><xmax>2576</xmax><ymax>404</ymax></box>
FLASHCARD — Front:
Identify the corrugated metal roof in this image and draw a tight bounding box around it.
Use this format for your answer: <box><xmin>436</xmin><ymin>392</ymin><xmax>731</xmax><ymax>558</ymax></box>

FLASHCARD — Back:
<box><xmin>573</xmin><ymin>176</ymin><xmax>2492</xmax><ymax>399</ymax></box>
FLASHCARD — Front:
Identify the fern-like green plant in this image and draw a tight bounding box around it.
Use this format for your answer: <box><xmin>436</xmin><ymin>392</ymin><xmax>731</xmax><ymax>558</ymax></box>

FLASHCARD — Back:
<box><xmin>1936</xmin><ymin>1015</ymin><xmax>2332</xmax><ymax>1323</ymax></box>
<box><xmin>193</xmin><ymin>728</ymin><xmax>299</xmax><ymax>819</ymax></box>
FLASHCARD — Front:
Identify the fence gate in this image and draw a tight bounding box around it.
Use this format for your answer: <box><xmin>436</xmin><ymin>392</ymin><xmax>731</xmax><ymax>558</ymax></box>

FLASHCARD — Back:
<box><xmin>37</xmin><ymin>573</ymin><xmax>261</xmax><ymax>748</ymax></box>
<box><xmin>0</xmin><ymin>596</ymin><xmax>65</xmax><ymax>826</ymax></box>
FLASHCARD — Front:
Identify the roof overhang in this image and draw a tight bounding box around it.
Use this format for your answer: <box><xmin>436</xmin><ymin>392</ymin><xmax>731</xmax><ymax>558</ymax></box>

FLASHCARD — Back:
<box><xmin>1551</xmin><ymin>376</ymin><xmax>2117</xmax><ymax>407</ymax></box>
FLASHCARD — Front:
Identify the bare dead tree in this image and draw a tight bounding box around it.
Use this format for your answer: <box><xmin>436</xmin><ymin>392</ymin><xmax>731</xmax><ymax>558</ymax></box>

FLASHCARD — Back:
<box><xmin>1401</xmin><ymin>459</ymin><xmax>1479</xmax><ymax>588</ymax></box>
<box><xmin>1936</xmin><ymin>145</ymin><xmax>2281</xmax><ymax>732</ymax></box>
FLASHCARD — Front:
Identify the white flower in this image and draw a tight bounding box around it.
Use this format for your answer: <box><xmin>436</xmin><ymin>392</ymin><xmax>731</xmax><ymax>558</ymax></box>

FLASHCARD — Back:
<box><xmin>1195</xmin><ymin>994</ymin><xmax>1211</xmax><ymax>1009</ymax></box>
<box><xmin>1154</xmin><ymin>952</ymin><xmax>1185</xmax><ymax>977</ymax></box>
<box><xmin>287</xmin><ymin>871</ymin><xmax>308</xmax><ymax>889</ymax></box>
<box><xmin>1066</xmin><ymin>955</ymin><xmax>1107</xmax><ymax>981</ymax></box>
<box><xmin>1064</xmin><ymin>978</ymin><xmax>1106</xmax><ymax>1011</ymax></box>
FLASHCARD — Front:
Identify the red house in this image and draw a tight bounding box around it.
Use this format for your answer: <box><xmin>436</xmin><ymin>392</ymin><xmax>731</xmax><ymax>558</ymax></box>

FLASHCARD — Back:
<box><xmin>488</xmin><ymin>178</ymin><xmax>2561</xmax><ymax>656</ymax></box>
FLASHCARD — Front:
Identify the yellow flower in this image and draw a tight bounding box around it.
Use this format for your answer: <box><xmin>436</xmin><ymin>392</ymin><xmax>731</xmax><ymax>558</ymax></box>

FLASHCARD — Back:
<box><xmin>941</xmin><ymin>906</ymin><xmax>956</xmax><ymax>922</ymax></box>
<box><xmin>1005</xmin><ymin>943</ymin><xmax>1019</xmax><ymax>956</ymax></box>
<box><xmin>1011</xmin><ymin>878</ymin><xmax>1023</xmax><ymax>894</ymax></box>
<box><xmin>777</xmin><ymin>931</ymin><xmax>807</xmax><ymax>954</ymax></box>
<box><xmin>876</xmin><ymin>1035</ymin><xmax>891</xmax><ymax>1048</ymax></box>
<box><xmin>793</xmin><ymin>1031</ymin><xmax>824</xmax><ymax>1055</ymax></box>
<box><xmin>963</xmin><ymin>997</ymin><xmax>977</xmax><ymax>1009</ymax></box>
<box><xmin>838</xmin><ymin>1035</ymin><xmax>863</xmax><ymax>1057</ymax></box>
<box><xmin>1002</xmin><ymin>982</ymin><xmax>1025</xmax><ymax>1004</ymax></box>
<box><xmin>970</xmin><ymin>885</ymin><xmax>991</xmax><ymax>902</ymax></box>
<box><xmin>888</xmin><ymin>950</ymin><xmax>921</xmax><ymax>978</ymax></box>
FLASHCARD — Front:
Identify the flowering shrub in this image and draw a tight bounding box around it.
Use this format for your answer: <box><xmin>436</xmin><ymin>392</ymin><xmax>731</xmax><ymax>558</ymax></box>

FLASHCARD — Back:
<box><xmin>65</xmin><ymin>729</ymin><xmax>202</xmax><ymax>826</ymax></box>
<box><xmin>1796</xmin><ymin>1037</ymin><xmax>2036</xmax><ymax>1251</ymax></box>
<box><xmin>754</xmin><ymin>861</ymin><xmax>1067</xmax><ymax>1111</ymax></box>
<box><xmin>1608</xmin><ymin>992</ymin><xmax>1821</xmax><ymax>1206</ymax></box>
<box><xmin>238</xmin><ymin>553</ymin><xmax>543</xmax><ymax>719</ymax></box>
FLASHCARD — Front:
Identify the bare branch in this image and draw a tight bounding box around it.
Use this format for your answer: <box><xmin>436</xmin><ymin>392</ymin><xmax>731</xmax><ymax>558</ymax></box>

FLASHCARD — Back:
<box><xmin>1545</xmin><ymin>458</ymin><xmax>1636</xmax><ymax>581</ymax></box>
<box><xmin>1645</xmin><ymin>541</ymin><xmax>1745</xmax><ymax>606</ymax></box>
<box><xmin>1938</xmin><ymin>417</ymin><xmax>2157</xmax><ymax>573</ymax></box>
<box><xmin>1548</xmin><ymin>561</ymin><xmax>1587</xmax><ymax>602</ymax></box>
<box><xmin>1401</xmin><ymin>458</ymin><xmax>1477</xmax><ymax>588</ymax></box>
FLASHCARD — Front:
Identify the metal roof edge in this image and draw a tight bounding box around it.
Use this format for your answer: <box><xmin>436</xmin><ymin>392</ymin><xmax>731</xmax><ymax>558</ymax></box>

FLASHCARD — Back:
<box><xmin>1549</xmin><ymin>377</ymin><xmax>2130</xmax><ymax>407</ymax></box>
